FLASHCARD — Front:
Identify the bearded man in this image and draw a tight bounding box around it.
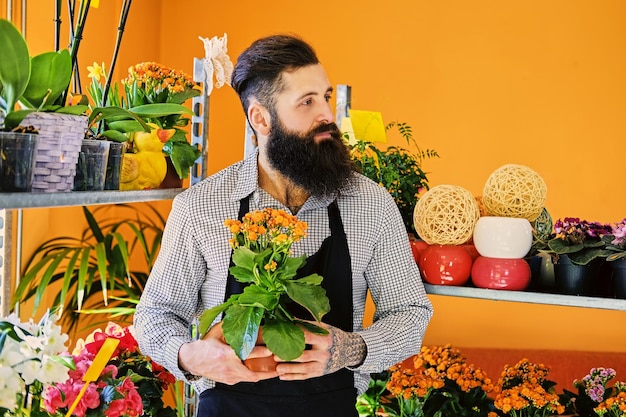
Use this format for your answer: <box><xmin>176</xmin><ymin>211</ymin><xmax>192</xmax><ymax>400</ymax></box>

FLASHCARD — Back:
<box><xmin>134</xmin><ymin>34</ymin><xmax>433</xmax><ymax>417</ymax></box>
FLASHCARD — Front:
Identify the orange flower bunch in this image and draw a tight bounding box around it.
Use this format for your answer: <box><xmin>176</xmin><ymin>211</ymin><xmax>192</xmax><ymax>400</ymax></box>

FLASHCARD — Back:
<box><xmin>386</xmin><ymin>344</ymin><xmax>495</xmax><ymax>403</ymax></box>
<box><xmin>124</xmin><ymin>62</ymin><xmax>197</xmax><ymax>95</ymax></box>
<box><xmin>225</xmin><ymin>208</ymin><xmax>308</xmax><ymax>254</ymax></box>
<box><xmin>595</xmin><ymin>382</ymin><xmax>626</xmax><ymax>417</ymax></box>
<box><xmin>492</xmin><ymin>358</ymin><xmax>565</xmax><ymax>416</ymax></box>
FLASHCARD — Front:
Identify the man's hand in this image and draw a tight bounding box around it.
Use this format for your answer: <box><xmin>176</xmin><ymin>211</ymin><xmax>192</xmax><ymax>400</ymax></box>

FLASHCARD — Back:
<box><xmin>178</xmin><ymin>322</ymin><xmax>279</xmax><ymax>385</ymax></box>
<box><xmin>275</xmin><ymin>323</ymin><xmax>366</xmax><ymax>381</ymax></box>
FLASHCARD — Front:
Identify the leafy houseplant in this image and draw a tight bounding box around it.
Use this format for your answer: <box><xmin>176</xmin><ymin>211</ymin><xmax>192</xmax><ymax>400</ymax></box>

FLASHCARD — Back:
<box><xmin>87</xmin><ymin>61</ymin><xmax>201</xmax><ymax>180</ymax></box>
<box><xmin>602</xmin><ymin>218</ymin><xmax>626</xmax><ymax>262</ymax></box>
<box><xmin>13</xmin><ymin>204</ymin><xmax>166</xmax><ymax>333</ymax></box>
<box><xmin>543</xmin><ymin>217</ymin><xmax>612</xmax><ymax>266</ymax></box>
<box><xmin>198</xmin><ymin>208</ymin><xmax>331</xmax><ymax>362</ymax></box>
<box><xmin>0</xmin><ymin>19</ymin><xmax>87</xmax><ymax>130</ymax></box>
<box><xmin>349</xmin><ymin>122</ymin><xmax>439</xmax><ymax>236</ymax></box>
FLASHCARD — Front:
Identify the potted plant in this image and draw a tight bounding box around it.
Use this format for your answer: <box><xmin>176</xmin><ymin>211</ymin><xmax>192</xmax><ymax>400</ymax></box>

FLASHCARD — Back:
<box><xmin>543</xmin><ymin>217</ymin><xmax>612</xmax><ymax>266</ymax></box>
<box><xmin>357</xmin><ymin>344</ymin><xmax>497</xmax><ymax>417</ymax></box>
<box><xmin>0</xmin><ymin>19</ymin><xmax>87</xmax><ymax>129</ymax></box>
<box><xmin>13</xmin><ymin>204</ymin><xmax>166</xmax><ymax>333</ymax></box>
<box><xmin>197</xmin><ymin>208</ymin><xmax>331</xmax><ymax>364</ymax></box>
<box><xmin>541</xmin><ymin>217</ymin><xmax>612</xmax><ymax>296</ymax></box>
<box><xmin>0</xmin><ymin>18</ymin><xmax>90</xmax><ymax>192</ymax></box>
<box><xmin>86</xmin><ymin>61</ymin><xmax>202</xmax><ymax>189</ymax></box>
<box><xmin>349</xmin><ymin>121</ymin><xmax>439</xmax><ymax>237</ymax></box>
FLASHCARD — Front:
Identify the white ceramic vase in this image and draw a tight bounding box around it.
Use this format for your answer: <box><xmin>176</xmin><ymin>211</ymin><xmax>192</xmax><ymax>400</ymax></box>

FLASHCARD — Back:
<box><xmin>472</xmin><ymin>216</ymin><xmax>533</xmax><ymax>259</ymax></box>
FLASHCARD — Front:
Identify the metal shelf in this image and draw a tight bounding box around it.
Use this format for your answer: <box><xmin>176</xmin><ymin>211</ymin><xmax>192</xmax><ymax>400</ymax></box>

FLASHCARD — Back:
<box><xmin>0</xmin><ymin>189</ymin><xmax>184</xmax><ymax>210</ymax></box>
<box><xmin>424</xmin><ymin>283</ymin><xmax>626</xmax><ymax>311</ymax></box>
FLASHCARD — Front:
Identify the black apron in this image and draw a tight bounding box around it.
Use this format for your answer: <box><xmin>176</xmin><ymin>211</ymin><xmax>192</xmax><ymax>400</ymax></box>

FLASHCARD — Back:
<box><xmin>197</xmin><ymin>196</ymin><xmax>358</xmax><ymax>417</ymax></box>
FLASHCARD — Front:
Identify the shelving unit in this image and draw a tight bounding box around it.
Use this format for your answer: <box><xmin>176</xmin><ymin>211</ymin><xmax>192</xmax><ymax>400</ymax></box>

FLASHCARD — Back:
<box><xmin>0</xmin><ymin>189</ymin><xmax>184</xmax><ymax>209</ymax></box>
<box><xmin>424</xmin><ymin>283</ymin><xmax>626</xmax><ymax>311</ymax></box>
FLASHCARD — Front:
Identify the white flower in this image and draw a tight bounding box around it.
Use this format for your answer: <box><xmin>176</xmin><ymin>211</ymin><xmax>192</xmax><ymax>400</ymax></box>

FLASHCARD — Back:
<box><xmin>0</xmin><ymin>366</ymin><xmax>22</xmax><ymax>409</ymax></box>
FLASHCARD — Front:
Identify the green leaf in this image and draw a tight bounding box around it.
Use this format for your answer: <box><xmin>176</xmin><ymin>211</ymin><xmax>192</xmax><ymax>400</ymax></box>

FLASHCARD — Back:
<box><xmin>238</xmin><ymin>285</ymin><xmax>279</xmax><ymax>310</ymax></box>
<box><xmin>101</xmin><ymin>130</ymin><xmax>130</xmax><ymax>142</ymax></box>
<box><xmin>292</xmin><ymin>272</ymin><xmax>323</xmax><ymax>286</ymax></box>
<box><xmin>231</xmin><ymin>247</ymin><xmax>259</xmax><ymax>272</ymax></box>
<box><xmin>284</xmin><ymin>280</ymin><xmax>330</xmax><ymax>322</ymax></box>
<box><xmin>222</xmin><ymin>304</ymin><xmax>263</xmax><ymax>360</ymax></box>
<box><xmin>55</xmin><ymin>104</ymin><xmax>88</xmax><ymax>115</ymax></box>
<box><xmin>228</xmin><ymin>266</ymin><xmax>256</xmax><ymax>283</ymax></box>
<box><xmin>163</xmin><ymin>139</ymin><xmax>200</xmax><ymax>179</ymax></box>
<box><xmin>548</xmin><ymin>238</ymin><xmax>583</xmax><ymax>254</ymax></box>
<box><xmin>198</xmin><ymin>298</ymin><xmax>234</xmax><ymax>336</ymax></box>
<box><xmin>129</xmin><ymin>103</ymin><xmax>194</xmax><ymax>118</ymax></box>
<box><xmin>262</xmin><ymin>318</ymin><xmax>305</xmax><ymax>361</ymax></box>
<box><xmin>0</xmin><ymin>19</ymin><xmax>31</xmax><ymax>115</ymax></box>
<box><xmin>22</xmin><ymin>50</ymin><xmax>72</xmax><ymax>108</ymax></box>
<box><xmin>275</xmin><ymin>255</ymin><xmax>306</xmax><ymax>281</ymax></box>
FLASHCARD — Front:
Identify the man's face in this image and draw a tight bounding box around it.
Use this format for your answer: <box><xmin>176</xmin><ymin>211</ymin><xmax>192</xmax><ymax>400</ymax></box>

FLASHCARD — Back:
<box><xmin>266</xmin><ymin>109</ymin><xmax>354</xmax><ymax>197</ymax></box>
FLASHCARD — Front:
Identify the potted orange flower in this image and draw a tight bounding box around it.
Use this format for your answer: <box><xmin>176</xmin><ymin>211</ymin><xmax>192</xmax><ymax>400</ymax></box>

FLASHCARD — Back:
<box><xmin>198</xmin><ymin>208</ymin><xmax>330</xmax><ymax>363</ymax></box>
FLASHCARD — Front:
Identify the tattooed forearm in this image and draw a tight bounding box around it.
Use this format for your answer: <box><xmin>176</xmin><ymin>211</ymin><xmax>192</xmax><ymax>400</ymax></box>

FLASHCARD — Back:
<box><xmin>324</xmin><ymin>328</ymin><xmax>367</xmax><ymax>374</ymax></box>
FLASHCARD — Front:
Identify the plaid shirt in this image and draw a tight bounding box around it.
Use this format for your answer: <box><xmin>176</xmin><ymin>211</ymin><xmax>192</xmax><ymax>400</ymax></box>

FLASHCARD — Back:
<box><xmin>134</xmin><ymin>150</ymin><xmax>433</xmax><ymax>395</ymax></box>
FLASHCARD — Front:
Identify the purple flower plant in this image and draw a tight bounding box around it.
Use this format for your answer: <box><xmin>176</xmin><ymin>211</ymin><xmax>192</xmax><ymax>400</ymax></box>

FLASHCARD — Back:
<box><xmin>574</xmin><ymin>367</ymin><xmax>617</xmax><ymax>403</ymax></box>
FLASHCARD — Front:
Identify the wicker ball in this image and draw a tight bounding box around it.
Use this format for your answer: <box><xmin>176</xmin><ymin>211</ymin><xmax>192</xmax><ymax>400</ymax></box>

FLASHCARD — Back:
<box><xmin>482</xmin><ymin>164</ymin><xmax>547</xmax><ymax>222</ymax></box>
<box><xmin>413</xmin><ymin>185</ymin><xmax>481</xmax><ymax>245</ymax></box>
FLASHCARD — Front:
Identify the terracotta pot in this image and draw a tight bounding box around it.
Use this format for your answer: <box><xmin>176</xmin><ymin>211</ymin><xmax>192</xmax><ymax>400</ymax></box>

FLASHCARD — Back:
<box><xmin>243</xmin><ymin>355</ymin><xmax>278</xmax><ymax>372</ymax></box>
<box><xmin>241</xmin><ymin>329</ymin><xmax>278</xmax><ymax>372</ymax></box>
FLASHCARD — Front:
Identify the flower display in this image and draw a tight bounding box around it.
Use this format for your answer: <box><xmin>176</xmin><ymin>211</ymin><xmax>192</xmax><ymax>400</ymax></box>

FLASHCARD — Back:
<box><xmin>560</xmin><ymin>367</ymin><xmax>626</xmax><ymax>417</ymax></box>
<box><xmin>544</xmin><ymin>217</ymin><xmax>612</xmax><ymax>265</ymax></box>
<box><xmin>595</xmin><ymin>382</ymin><xmax>626</xmax><ymax>417</ymax></box>
<box><xmin>87</xmin><ymin>61</ymin><xmax>201</xmax><ymax>181</ymax></box>
<box><xmin>492</xmin><ymin>358</ymin><xmax>565</xmax><ymax>417</ymax></box>
<box><xmin>357</xmin><ymin>344</ymin><xmax>496</xmax><ymax>417</ymax></box>
<box><xmin>198</xmin><ymin>208</ymin><xmax>331</xmax><ymax>362</ymax></box>
<box><xmin>0</xmin><ymin>311</ymin><xmax>73</xmax><ymax>416</ymax></box>
<box><xmin>604</xmin><ymin>218</ymin><xmax>626</xmax><ymax>262</ymax></box>
<box><xmin>43</xmin><ymin>322</ymin><xmax>176</xmax><ymax>417</ymax></box>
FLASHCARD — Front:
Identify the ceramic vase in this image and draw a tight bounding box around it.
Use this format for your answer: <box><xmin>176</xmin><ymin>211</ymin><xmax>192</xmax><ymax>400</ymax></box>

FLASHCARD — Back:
<box><xmin>471</xmin><ymin>256</ymin><xmax>531</xmax><ymax>290</ymax></box>
<box><xmin>419</xmin><ymin>244</ymin><xmax>473</xmax><ymax>286</ymax></box>
<box><xmin>472</xmin><ymin>216</ymin><xmax>533</xmax><ymax>259</ymax></box>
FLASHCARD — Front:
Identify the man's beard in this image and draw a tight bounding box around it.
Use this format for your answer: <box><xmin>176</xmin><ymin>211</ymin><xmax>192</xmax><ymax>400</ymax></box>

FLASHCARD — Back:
<box><xmin>266</xmin><ymin>117</ymin><xmax>354</xmax><ymax>197</ymax></box>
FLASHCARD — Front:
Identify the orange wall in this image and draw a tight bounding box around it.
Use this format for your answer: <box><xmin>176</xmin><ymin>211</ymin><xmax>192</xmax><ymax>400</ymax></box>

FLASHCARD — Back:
<box><xmin>7</xmin><ymin>1</ymin><xmax>626</xmax><ymax>351</ymax></box>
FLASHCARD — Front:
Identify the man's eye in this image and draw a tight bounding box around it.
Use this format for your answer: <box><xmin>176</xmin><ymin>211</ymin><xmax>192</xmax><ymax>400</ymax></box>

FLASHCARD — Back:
<box><xmin>303</xmin><ymin>99</ymin><xmax>313</xmax><ymax>105</ymax></box>
<box><xmin>325</xmin><ymin>95</ymin><xmax>332</xmax><ymax>102</ymax></box>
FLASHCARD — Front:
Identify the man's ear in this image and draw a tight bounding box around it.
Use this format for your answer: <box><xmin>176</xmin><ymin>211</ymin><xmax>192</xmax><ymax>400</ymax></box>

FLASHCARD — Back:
<box><xmin>247</xmin><ymin>100</ymin><xmax>271</xmax><ymax>136</ymax></box>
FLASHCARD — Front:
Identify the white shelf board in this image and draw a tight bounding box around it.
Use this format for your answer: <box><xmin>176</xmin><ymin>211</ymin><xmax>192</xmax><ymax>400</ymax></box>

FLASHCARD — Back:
<box><xmin>0</xmin><ymin>189</ymin><xmax>184</xmax><ymax>210</ymax></box>
<box><xmin>424</xmin><ymin>283</ymin><xmax>626</xmax><ymax>311</ymax></box>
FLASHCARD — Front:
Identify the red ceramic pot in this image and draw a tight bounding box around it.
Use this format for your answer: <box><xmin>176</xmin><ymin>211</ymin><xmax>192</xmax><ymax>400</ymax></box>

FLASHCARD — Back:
<box><xmin>419</xmin><ymin>244</ymin><xmax>473</xmax><ymax>286</ymax></box>
<box><xmin>410</xmin><ymin>239</ymin><xmax>430</xmax><ymax>265</ymax></box>
<box><xmin>471</xmin><ymin>256</ymin><xmax>531</xmax><ymax>290</ymax></box>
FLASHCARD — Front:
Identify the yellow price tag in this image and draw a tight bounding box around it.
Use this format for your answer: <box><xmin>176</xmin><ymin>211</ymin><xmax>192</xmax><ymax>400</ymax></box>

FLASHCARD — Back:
<box><xmin>65</xmin><ymin>337</ymin><xmax>120</xmax><ymax>417</ymax></box>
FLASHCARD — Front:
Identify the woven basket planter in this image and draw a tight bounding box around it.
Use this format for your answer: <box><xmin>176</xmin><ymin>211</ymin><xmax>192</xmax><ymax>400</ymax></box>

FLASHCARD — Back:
<box><xmin>21</xmin><ymin>112</ymin><xmax>88</xmax><ymax>193</ymax></box>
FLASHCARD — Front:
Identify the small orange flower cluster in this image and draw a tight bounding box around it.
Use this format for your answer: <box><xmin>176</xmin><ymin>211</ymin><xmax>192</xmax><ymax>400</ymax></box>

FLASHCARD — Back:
<box><xmin>493</xmin><ymin>358</ymin><xmax>565</xmax><ymax>416</ymax></box>
<box><xmin>224</xmin><ymin>208</ymin><xmax>308</xmax><ymax>254</ymax></box>
<box><xmin>124</xmin><ymin>62</ymin><xmax>197</xmax><ymax>95</ymax></box>
<box><xmin>595</xmin><ymin>382</ymin><xmax>626</xmax><ymax>417</ymax></box>
<box><xmin>386</xmin><ymin>344</ymin><xmax>495</xmax><ymax>401</ymax></box>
